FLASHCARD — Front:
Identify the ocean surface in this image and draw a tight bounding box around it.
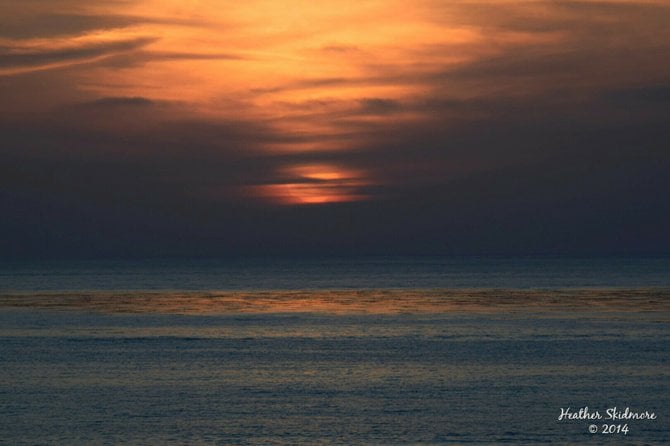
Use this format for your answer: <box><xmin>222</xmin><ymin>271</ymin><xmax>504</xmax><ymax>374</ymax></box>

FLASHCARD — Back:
<box><xmin>2</xmin><ymin>256</ymin><xmax>670</xmax><ymax>291</ymax></box>
<box><xmin>0</xmin><ymin>257</ymin><xmax>668</xmax><ymax>445</ymax></box>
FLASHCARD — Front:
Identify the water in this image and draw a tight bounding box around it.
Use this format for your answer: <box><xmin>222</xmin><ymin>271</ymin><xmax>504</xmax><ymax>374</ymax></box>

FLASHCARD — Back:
<box><xmin>0</xmin><ymin>310</ymin><xmax>667</xmax><ymax>445</ymax></box>
<box><xmin>0</xmin><ymin>256</ymin><xmax>668</xmax><ymax>444</ymax></box>
<box><xmin>1</xmin><ymin>256</ymin><xmax>669</xmax><ymax>291</ymax></box>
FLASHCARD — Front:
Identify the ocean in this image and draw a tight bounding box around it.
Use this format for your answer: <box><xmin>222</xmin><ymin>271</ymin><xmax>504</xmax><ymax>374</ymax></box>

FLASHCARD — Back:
<box><xmin>0</xmin><ymin>256</ymin><xmax>668</xmax><ymax>445</ymax></box>
<box><xmin>2</xmin><ymin>256</ymin><xmax>670</xmax><ymax>291</ymax></box>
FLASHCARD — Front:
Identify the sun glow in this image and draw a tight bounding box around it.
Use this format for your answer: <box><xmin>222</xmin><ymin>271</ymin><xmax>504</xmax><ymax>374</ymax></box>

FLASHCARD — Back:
<box><xmin>255</xmin><ymin>183</ymin><xmax>366</xmax><ymax>205</ymax></box>
<box><xmin>252</xmin><ymin>163</ymin><xmax>370</xmax><ymax>205</ymax></box>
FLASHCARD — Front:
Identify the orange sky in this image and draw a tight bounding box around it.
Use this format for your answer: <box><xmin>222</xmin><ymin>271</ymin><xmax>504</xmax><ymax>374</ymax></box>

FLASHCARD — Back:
<box><xmin>2</xmin><ymin>0</ymin><xmax>670</xmax><ymax>205</ymax></box>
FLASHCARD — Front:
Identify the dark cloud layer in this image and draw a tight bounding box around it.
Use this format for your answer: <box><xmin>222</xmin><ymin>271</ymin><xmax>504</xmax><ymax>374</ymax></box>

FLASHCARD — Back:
<box><xmin>2</xmin><ymin>88</ymin><xmax>669</xmax><ymax>259</ymax></box>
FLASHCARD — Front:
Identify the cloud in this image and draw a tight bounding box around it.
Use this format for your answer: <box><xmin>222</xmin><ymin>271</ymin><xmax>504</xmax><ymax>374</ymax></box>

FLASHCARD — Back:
<box><xmin>0</xmin><ymin>6</ymin><xmax>219</xmax><ymax>39</ymax></box>
<box><xmin>0</xmin><ymin>14</ymin><xmax>162</xmax><ymax>39</ymax></box>
<box><xmin>97</xmin><ymin>49</ymin><xmax>247</xmax><ymax>68</ymax></box>
<box><xmin>320</xmin><ymin>44</ymin><xmax>361</xmax><ymax>53</ymax></box>
<box><xmin>0</xmin><ymin>36</ymin><xmax>157</xmax><ymax>74</ymax></box>
<box><xmin>84</xmin><ymin>96</ymin><xmax>156</xmax><ymax>107</ymax></box>
<box><xmin>357</xmin><ymin>98</ymin><xmax>402</xmax><ymax>115</ymax></box>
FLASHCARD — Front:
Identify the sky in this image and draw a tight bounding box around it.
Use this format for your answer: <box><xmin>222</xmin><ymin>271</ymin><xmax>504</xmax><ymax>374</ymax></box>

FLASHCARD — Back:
<box><xmin>1</xmin><ymin>0</ymin><xmax>669</xmax><ymax>259</ymax></box>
